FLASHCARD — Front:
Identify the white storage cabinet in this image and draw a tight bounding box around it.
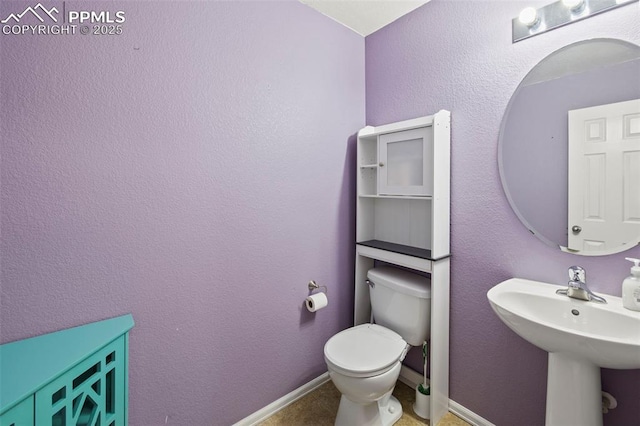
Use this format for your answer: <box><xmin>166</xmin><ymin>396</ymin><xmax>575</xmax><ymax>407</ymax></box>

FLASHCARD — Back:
<box><xmin>354</xmin><ymin>110</ymin><xmax>450</xmax><ymax>425</ymax></box>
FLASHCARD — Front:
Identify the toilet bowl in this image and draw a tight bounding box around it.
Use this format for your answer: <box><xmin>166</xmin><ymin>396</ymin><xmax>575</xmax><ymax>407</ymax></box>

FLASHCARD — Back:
<box><xmin>324</xmin><ymin>266</ymin><xmax>432</xmax><ymax>426</ymax></box>
<box><xmin>324</xmin><ymin>324</ymin><xmax>410</xmax><ymax>426</ymax></box>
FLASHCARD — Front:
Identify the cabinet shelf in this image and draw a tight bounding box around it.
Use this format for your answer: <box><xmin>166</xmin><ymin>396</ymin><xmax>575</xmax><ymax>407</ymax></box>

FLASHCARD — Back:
<box><xmin>358</xmin><ymin>194</ymin><xmax>432</xmax><ymax>200</ymax></box>
<box><xmin>357</xmin><ymin>240</ymin><xmax>450</xmax><ymax>261</ymax></box>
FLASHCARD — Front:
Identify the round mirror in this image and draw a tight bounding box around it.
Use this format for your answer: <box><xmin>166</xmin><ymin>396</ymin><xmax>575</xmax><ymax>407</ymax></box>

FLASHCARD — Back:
<box><xmin>499</xmin><ymin>38</ymin><xmax>640</xmax><ymax>256</ymax></box>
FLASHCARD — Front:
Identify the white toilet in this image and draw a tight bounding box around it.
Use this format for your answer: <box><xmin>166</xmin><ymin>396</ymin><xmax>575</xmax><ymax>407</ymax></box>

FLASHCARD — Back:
<box><xmin>324</xmin><ymin>266</ymin><xmax>431</xmax><ymax>426</ymax></box>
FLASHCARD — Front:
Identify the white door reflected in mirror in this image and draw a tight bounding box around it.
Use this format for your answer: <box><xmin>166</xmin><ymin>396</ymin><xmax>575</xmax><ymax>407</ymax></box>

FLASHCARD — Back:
<box><xmin>567</xmin><ymin>99</ymin><xmax>640</xmax><ymax>253</ymax></box>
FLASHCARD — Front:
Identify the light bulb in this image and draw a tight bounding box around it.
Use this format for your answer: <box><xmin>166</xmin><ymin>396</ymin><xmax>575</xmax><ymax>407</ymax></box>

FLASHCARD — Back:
<box><xmin>518</xmin><ymin>7</ymin><xmax>539</xmax><ymax>27</ymax></box>
<box><xmin>562</xmin><ymin>0</ymin><xmax>585</xmax><ymax>11</ymax></box>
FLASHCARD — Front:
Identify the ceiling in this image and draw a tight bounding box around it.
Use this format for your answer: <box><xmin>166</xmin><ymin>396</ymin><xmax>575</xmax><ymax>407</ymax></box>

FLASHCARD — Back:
<box><xmin>299</xmin><ymin>0</ymin><xmax>431</xmax><ymax>36</ymax></box>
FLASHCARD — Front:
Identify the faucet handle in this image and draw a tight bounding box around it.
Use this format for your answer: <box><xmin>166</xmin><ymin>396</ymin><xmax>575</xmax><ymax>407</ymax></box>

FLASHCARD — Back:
<box><xmin>568</xmin><ymin>266</ymin><xmax>586</xmax><ymax>283</ymax></box>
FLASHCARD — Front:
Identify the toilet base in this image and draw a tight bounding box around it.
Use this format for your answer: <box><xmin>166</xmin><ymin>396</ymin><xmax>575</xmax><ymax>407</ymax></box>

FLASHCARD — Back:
<box><xmin>334</xmin><ymin>394</ymin><xmax>402</xmax><ymax>426</ymax></box>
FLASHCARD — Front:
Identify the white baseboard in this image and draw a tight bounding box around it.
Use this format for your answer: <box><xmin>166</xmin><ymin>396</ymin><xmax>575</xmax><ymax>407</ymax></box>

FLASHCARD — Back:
<box><xmin>235</xmin><ymin>368</ymin><xmax>494</xmax><ymax>426</ymax></box>
<box><xmin>449</xmin><ymin>399</ymin><xmax>496</xmax><ymax>426</ymax></box>
<box><xmin>233</xmin><ymin>372</ymin><xmax>330</xmax><ymax>426</ymax></box>
<box><xmin>399</xmin><ymin>366</ymin><xmax>495</xmax><ymax>426</ymax></box>
<box><xmin>398</xmin><ymin>365</ymin><xmax>426</xmax><ymax>389</ymax></box>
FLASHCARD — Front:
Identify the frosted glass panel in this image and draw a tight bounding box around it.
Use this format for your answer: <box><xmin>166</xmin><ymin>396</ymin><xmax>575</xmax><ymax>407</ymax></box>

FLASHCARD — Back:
<box><xmin>387</xmin><ymin>138</ymin><xmax>423</xmax><ymax>186</ymax></box>
<box><xmin>378</xmin><ymin>126</ymin><xmax>432</xmax><ymax>196</ymax></box>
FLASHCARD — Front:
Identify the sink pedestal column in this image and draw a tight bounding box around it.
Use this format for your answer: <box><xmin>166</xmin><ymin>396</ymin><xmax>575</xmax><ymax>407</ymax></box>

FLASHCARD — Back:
<box><xmin>546</xmin><ymin>352</ymin><xmax>602</xmax><ymax>426</ymax></box>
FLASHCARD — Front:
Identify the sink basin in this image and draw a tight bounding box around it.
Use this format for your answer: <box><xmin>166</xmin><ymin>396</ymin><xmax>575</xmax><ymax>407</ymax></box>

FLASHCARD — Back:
<box><xmin>488</xmin><ymin>278</ymin><xmax>640</xmax><ymax>426</ymax></box>
<box><xmin>487</xmin><ymin>278</ymin><xmax>640</xmax><ymax>369</ymax></box>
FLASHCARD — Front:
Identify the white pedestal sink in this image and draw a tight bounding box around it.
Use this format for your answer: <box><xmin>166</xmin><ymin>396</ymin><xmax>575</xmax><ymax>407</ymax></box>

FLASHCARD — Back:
<box><xmin>487</xmin><ymin>278</ymin><xmax>640</xmax><ymax>426</ymax></box>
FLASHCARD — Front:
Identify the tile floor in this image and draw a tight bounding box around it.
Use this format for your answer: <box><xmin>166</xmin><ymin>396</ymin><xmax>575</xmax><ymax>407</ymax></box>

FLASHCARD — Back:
<box><xmin>259</xmin><ymin>381</ymin><xmax>470</xmax><ymax>426</ymax></box>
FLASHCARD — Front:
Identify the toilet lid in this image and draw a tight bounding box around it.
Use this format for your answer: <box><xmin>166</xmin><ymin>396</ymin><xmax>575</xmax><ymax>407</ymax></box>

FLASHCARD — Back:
<box><xmin>324</xmin><ymin>324</ymin><xmax>407</xmax><ymax>377</ymax></box>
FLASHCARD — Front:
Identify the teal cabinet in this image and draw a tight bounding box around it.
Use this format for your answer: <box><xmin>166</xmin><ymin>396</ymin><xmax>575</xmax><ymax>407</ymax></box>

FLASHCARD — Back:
<box><xmin>0</xmin><ymin>315</ymin><xmax>134</xmax><ymax>426</ymax></box>
<box><xmin>35</xmin><ymin>337</ymin><xmax>126</xmax><ymax>426</ymax></box>
<box><xmin>0</xmin><ymin>396</ymin><xmax>34</xmax><ymax>426</ymax></box>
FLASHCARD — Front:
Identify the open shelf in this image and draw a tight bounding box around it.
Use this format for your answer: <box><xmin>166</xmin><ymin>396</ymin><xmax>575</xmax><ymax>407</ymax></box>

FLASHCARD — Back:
<box><xmin>357</xmin><ymin>240</ymin><xmax>450</xmax><ymax>261</ymax></box>
<box><xmin>358</xmin><ymin>194</ymin><xmax>432</xmax><ymax>200</ymax></box>
<box><xmin>357</xmin><ymin>196</ymin><xmax>432</xmax><ymax>251</ymax></box>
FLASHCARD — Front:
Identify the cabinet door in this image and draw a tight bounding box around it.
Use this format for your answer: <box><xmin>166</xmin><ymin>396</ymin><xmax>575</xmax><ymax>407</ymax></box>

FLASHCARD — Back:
<box><xmin>0</xmin><ymin>396</ymin><xmax>34</xmax><ymax>426</ymax></box>
<box><xmin>35</xmin><ymin>337</ymin><xmax>126</xmax><ymax>426</ymax></box>
<box><xmin>378</xmin><ymin>127</ymin><xmax>433</xmax><ymax>196</ymax></box>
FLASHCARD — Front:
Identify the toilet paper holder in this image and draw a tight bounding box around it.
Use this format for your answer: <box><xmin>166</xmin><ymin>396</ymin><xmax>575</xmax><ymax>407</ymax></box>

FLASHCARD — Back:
<box><xmin>308</xmin><ymin>280</ymin><xmax>328</xmax><ymax>294</ymax></box>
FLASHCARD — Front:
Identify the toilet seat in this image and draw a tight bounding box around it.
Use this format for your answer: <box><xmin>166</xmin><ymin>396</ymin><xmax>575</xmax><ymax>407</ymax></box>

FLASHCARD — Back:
<box><xmin>324</xmin><ymin>324</ymin><xmax>408</xmax><ymax>378</ymax></box>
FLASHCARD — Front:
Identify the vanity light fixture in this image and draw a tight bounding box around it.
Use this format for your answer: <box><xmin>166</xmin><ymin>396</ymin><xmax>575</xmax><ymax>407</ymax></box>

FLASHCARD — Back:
<box><xmin>512</xmin><ymin>0</ymin><xmax>638</xmax><ymax>43</ymax></box>
<box><xmin>518</xmin><ymin>7</ymin><xmax>540</xmax><ymax>27</ymax></box>
<box><xmin>562</xmin><ymin>0</ymin><xmax>585</xmax><ymax>11</ymax></box>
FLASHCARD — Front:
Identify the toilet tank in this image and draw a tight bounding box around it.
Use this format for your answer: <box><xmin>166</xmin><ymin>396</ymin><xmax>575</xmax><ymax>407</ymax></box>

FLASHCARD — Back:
<box><xmin>367</xmin><ymin>266</ymin><xmax>431</xmax><ymax>346</ymax></box>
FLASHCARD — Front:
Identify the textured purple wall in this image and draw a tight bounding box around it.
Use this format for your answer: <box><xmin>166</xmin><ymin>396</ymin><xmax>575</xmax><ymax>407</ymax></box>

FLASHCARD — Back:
<box><xmin>366</xmin><ymin>1</ymin><xmax>640</xmax><ymax>425</ymax></box>
<box><xmin>0</xmin><ymin>1</ymin><xmax>363</xmax><ymax>424</ymax></box>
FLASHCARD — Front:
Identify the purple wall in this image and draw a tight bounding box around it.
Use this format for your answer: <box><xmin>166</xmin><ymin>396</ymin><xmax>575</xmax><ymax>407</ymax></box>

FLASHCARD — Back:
<box><xmin>0</xmin><ymin>1</ymin><xmax>364</xmax><ymax>424</ymax></box>
<box><xmin>366</xmin><ymin>1</ymin><xmax>640</xmax><ymax>425</ymax></box>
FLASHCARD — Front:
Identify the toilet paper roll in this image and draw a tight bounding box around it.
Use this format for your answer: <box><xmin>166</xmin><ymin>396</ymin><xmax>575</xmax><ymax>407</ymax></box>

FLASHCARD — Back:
<box><xmin>306</xmin><ymin>292</ymin><xmax>328</xmax><ymax>312</ymax></box>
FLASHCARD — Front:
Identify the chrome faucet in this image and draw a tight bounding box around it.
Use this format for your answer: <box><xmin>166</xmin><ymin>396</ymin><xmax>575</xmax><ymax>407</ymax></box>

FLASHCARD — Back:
<box><xmin>556</xmin><ymin>266</ymin><xmax>607</xmax><ymax>303</ymax></box>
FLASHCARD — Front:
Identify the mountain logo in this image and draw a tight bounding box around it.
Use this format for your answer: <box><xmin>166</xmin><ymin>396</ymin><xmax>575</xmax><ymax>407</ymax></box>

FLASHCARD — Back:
<box><xmin>1</xmin><ymin>3</ymin><xmax>59</xmax><ymax>24</ymax></box>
